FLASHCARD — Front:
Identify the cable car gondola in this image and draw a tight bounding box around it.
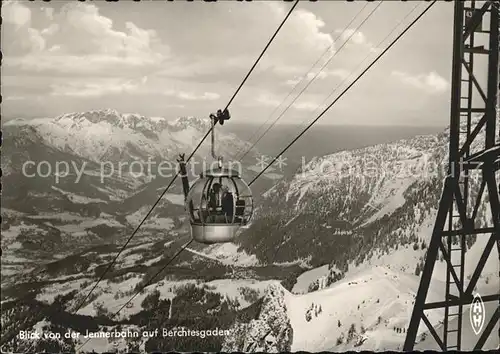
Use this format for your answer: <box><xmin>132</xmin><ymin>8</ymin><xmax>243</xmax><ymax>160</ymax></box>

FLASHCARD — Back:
<box><xmin>177</xmin><ymin>109</ymin><xmax>254</xmax><ymax>244</ymax></box>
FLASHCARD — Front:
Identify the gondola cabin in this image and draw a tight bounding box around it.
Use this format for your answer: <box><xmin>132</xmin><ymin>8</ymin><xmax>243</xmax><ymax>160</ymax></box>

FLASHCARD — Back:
<box><xmin>184</xmin><ymin>166</ymin><xmax>254</xmax><ymax>244</ymax></box>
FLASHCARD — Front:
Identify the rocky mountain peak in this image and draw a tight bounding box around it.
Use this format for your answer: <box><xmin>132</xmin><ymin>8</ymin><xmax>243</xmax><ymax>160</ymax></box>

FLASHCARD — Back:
<box><xmin>222</xmin><ymin>282</ymin><xmax>293</xmax><ymax>352</ymax></box>
<box><xmin>168</xmin><ymin>116</ymin><xmax>211</xmax><ymax>132</ymax></box>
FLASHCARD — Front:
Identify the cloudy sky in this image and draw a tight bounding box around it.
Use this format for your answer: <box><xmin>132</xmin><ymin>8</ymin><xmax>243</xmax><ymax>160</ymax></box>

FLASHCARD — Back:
<box><xmin>2</xmin><ymin>0</ymin><xmax>488</xmax><ymax>126</ymax></box>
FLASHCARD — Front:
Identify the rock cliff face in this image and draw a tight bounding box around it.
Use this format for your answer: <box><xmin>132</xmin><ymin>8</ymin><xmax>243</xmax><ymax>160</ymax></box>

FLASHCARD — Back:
<box><xmin>222</xmin><ymin>283</ymin><xmax>293</xmax><ymax>352</ymax></box>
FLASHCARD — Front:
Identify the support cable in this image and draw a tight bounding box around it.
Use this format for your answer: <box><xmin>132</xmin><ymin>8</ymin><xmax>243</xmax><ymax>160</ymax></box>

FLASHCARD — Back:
<box><xmin>69</xmin><ymin>0</ymin><xmax>300</xmax><ymax>347</ymax></box>
<box><xmin>253</xmin><ymin>0</ymin><xmax>423</xmax><ymax>175</ymax></box>
<box><xmin>95</xmin><ymin>4</ymin><xmax>433</xmax><ymax>328</ymax></box>
<box><xmin>249</xmin><ymin>0</ymin><xmax>437</xmax><ymax>186</ymax></box>
<box><xmin>238</xmin><ymin>0</ymin><xmax>383</xmax><ymax>162</ymax></box>
<box><xmin>253</xmin><ymin>1</ymin><xmax>424</xmax><ymax>268</ymax></box>
<box><xmin>75</xmin><ymin>239</ymin><xmax>194</xmax><ymax>352</ymax></box>
<box><xmin>74</xmin><ymin>1</ymin><xmax>437</xmax><ymax>351</ymax></box>
<box><xmin>235</xmin><ymin>1</ymin><xmax>371</xmax><ymax>159</ymax></box>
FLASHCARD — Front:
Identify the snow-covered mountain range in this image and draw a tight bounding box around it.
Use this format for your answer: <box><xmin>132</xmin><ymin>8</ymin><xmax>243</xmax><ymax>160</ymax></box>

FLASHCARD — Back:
<box><xmin>236</xmin><ymin>115</ymin><xmax>497</xmax><ymax>269</ymax></box>
<box><xmin>4</xmin><ymin>109</ymin><xmax>252</xmax><ymax>164</ymax></box>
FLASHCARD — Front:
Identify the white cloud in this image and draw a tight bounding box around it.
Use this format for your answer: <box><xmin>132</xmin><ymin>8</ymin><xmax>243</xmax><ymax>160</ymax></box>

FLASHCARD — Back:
<box><xmin>50</xmin><ymin>79</ymin><xmax>142</xmax><ymax>98</ymax></box>
<box><xmin>3</xmin><ymin>1</ymin><xmax>168</xmax><ymax>75</ymax></box>
<box><xmin>2</xmin><ymin>1</ymin><xmax>352</xmax><ymax>106</ymax></box>
<box><xmin>4</xmin><ymin>95</ymin><xmax>26</xmax><ymax>101</ymax></box>
<box><xmin>292</xmin><ymin>101</ymin><xmax>320</xmax><ymax>112</ymax></box>
<box><xmin>255</xmin><ymin>93</ymin><xmax>319</xmax><ymax>111</ymax></box>
<box><xmin>48</xmin><ymin>77</ymin><xmax>220</xmax><ymax>102</ymax></box>
<box><xmin>155</xmin><ymin>56</ymin><xmax>251</xmax><ymax>82</ymax></box>
<box><xmin>277</xmin><ymin>27</ymin><xmax>378</xmax><ymax>88</ymax></box>
<box><xmin>151</xmin><ymin>2</ymin><xmax>336</xmax><ymax>83</ymax></box>
<box><xmin>391</xmin><ymin>70</ymin><xmax>449</xmax><ymax>93</ymax></box>
<box><xmin>285</xmin><ymin>68</ymin><xmax>351</xmax><ymax>86</ymax></box>
<box><xmin>231</xmin><ymin>3</ymin><xmax>336</xmax><ymax>77</ymax></box>
<box><xmin>163</xmin><ymin>3</ymin><xmax>336</xmax><ymax>82</ymax></box>
<box><xmin>2</xmin><ymin>0</ymin><xmax>458</xmax><ymax>126</ymax></box>
<box><xmin>174</xmin><ymin>91</ymin><xmax>220</xmax><ymax>101</ymax></box>
<box><xmin>279</xmin><ymin>6</ymin><xmax>335</xmax><ymax>57</ymax></box>
<box><xmin>51</xmin><ymin>6</ymin><xmax>162</xmax><ymax>59</ymax></box>
<box><xmin>256</xmin><ymin>94</ymin><xmax>281</xmax><ymax>108</ymax></box>
<box><xmin>2</xmin><ymin>1</ymin><xmax>47</xmax><ymax>55</ymax></box>
<box><xmin>42</xmin><ymin>7</ymin><xmax>54</xmax><ymax>20</ymax></box>
<box><xmin>328</xmin><ymin>69</ymin><xmax>351</xmax><ymax>80</ymax></box>
<box><xmin>3</xmin><ymin>0</ymin><xmax>31</xmax><ymax>28</ymax></box>
<box><xmin>337</xmin><ymin>29</ymin><xmax>367</xmax><ymax>45</ymax></box>
<box><xmin>41</xmin><ymin>23</ymin><xmax>59</xmax><ymax>36</ymax></box>
<box><xmin>334</xmin><ymin>28</ymin><xmax>380</xmax><ymax>53</ymax></box>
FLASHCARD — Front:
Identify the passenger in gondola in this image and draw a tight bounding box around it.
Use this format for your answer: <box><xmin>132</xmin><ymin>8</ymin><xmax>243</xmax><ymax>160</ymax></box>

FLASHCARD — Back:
<box><xmin>221</xmin><ymin>187</ymin><xmax>234</xmax><ymax>222</ymax></box>
<box><xmin>207</xmin><ymin>183</ymin><xmax>227</xmax><ymax>222</ymax></box>
<box><xmin>189</xmin><ymin>200</ymin><xmax>201</xmax><ymax>223</ymax></box>
<box><xmin>234</xmin><ymin>199</ymin><xmax>246</xmax><ymax>223</ymax></box>
<box><xmin>200</xmin><ymin>195</ymin><xmax>209</xmax><ymax>222</ymax></box>
<box><xmin>208</xmin><ymin>183</ymin><xmax>221</xmax><ymax>211</ymax></box>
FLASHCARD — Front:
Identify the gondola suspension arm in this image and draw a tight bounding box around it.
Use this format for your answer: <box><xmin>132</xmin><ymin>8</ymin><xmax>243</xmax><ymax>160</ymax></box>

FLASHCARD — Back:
<box><xmin>210</xmin><ymin>108</ymin><xmax>231</xmax><ymax>168</ymax></box>
<box><xmin>178</xmin><ymin>108</ymin><xmax>230</xmax><ymax>200</ymax></box>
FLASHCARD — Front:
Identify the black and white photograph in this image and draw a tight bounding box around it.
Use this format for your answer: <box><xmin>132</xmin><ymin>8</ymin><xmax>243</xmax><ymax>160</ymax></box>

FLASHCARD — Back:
<box><xmin>1</xmin><ymin>0</ymin><xmax>499</xmax><ymax>352</ymax></box>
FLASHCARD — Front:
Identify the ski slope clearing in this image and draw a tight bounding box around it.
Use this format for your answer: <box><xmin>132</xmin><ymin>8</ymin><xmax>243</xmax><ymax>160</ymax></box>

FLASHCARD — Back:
<box><xmin>284</xmin><ymin>265</ymin><xmax>446</xmax><ymax>351</ymax></box>
<box><xmin>190</xmin><ymin>243</ymin><xmax>261</xmax><ymax>267</ymax></box>
<box><xmin>292</xmin><ymin>265</ymin><xmax>329</xmax><ymax>294</ymax></box>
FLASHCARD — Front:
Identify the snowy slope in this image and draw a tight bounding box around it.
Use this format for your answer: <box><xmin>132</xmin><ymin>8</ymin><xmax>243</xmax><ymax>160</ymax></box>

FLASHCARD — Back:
<box><xmin>285</xmin><ymin>266</ymin><xmax>433</xmax><ymax>351</ymax></box>
<box><xmin>188</xmin><ymin>243</ymin><xmax>261</xmax><ymax>267</ymax></box>
<box><xmin>223</xmin><ymin>259</ymin><xmax>497</xmax><ymax>352</ymax></box>
<box><xmin>286</xmin><ymin>263</ymin><xmax>498</xmax><ymax>351</ymax></box>
<box><xmin>283</xmin><ymin>232</ymin><xmax>498</xmax><ymax>350</ymax></box>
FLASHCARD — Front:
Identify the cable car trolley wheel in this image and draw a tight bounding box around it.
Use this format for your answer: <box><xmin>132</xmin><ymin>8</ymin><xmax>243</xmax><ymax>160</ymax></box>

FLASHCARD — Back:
<box><xmin>185</xmin><ymin>166</ymin><xmax>254</xmax><ymax>244</ymax></box>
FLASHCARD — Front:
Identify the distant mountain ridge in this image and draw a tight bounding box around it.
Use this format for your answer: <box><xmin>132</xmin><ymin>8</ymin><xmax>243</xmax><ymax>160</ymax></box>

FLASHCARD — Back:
<box><xmin>3</xmin><ymin>109</ymin><xmax>247</xmax><ymax>165</ymax></box>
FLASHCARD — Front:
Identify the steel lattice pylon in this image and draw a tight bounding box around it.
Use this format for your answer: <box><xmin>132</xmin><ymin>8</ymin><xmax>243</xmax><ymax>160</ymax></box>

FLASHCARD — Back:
<box><xmin>404</xmin><ymin>0</ymin><xmax>499</xmax><ymax>351</ymax></box>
